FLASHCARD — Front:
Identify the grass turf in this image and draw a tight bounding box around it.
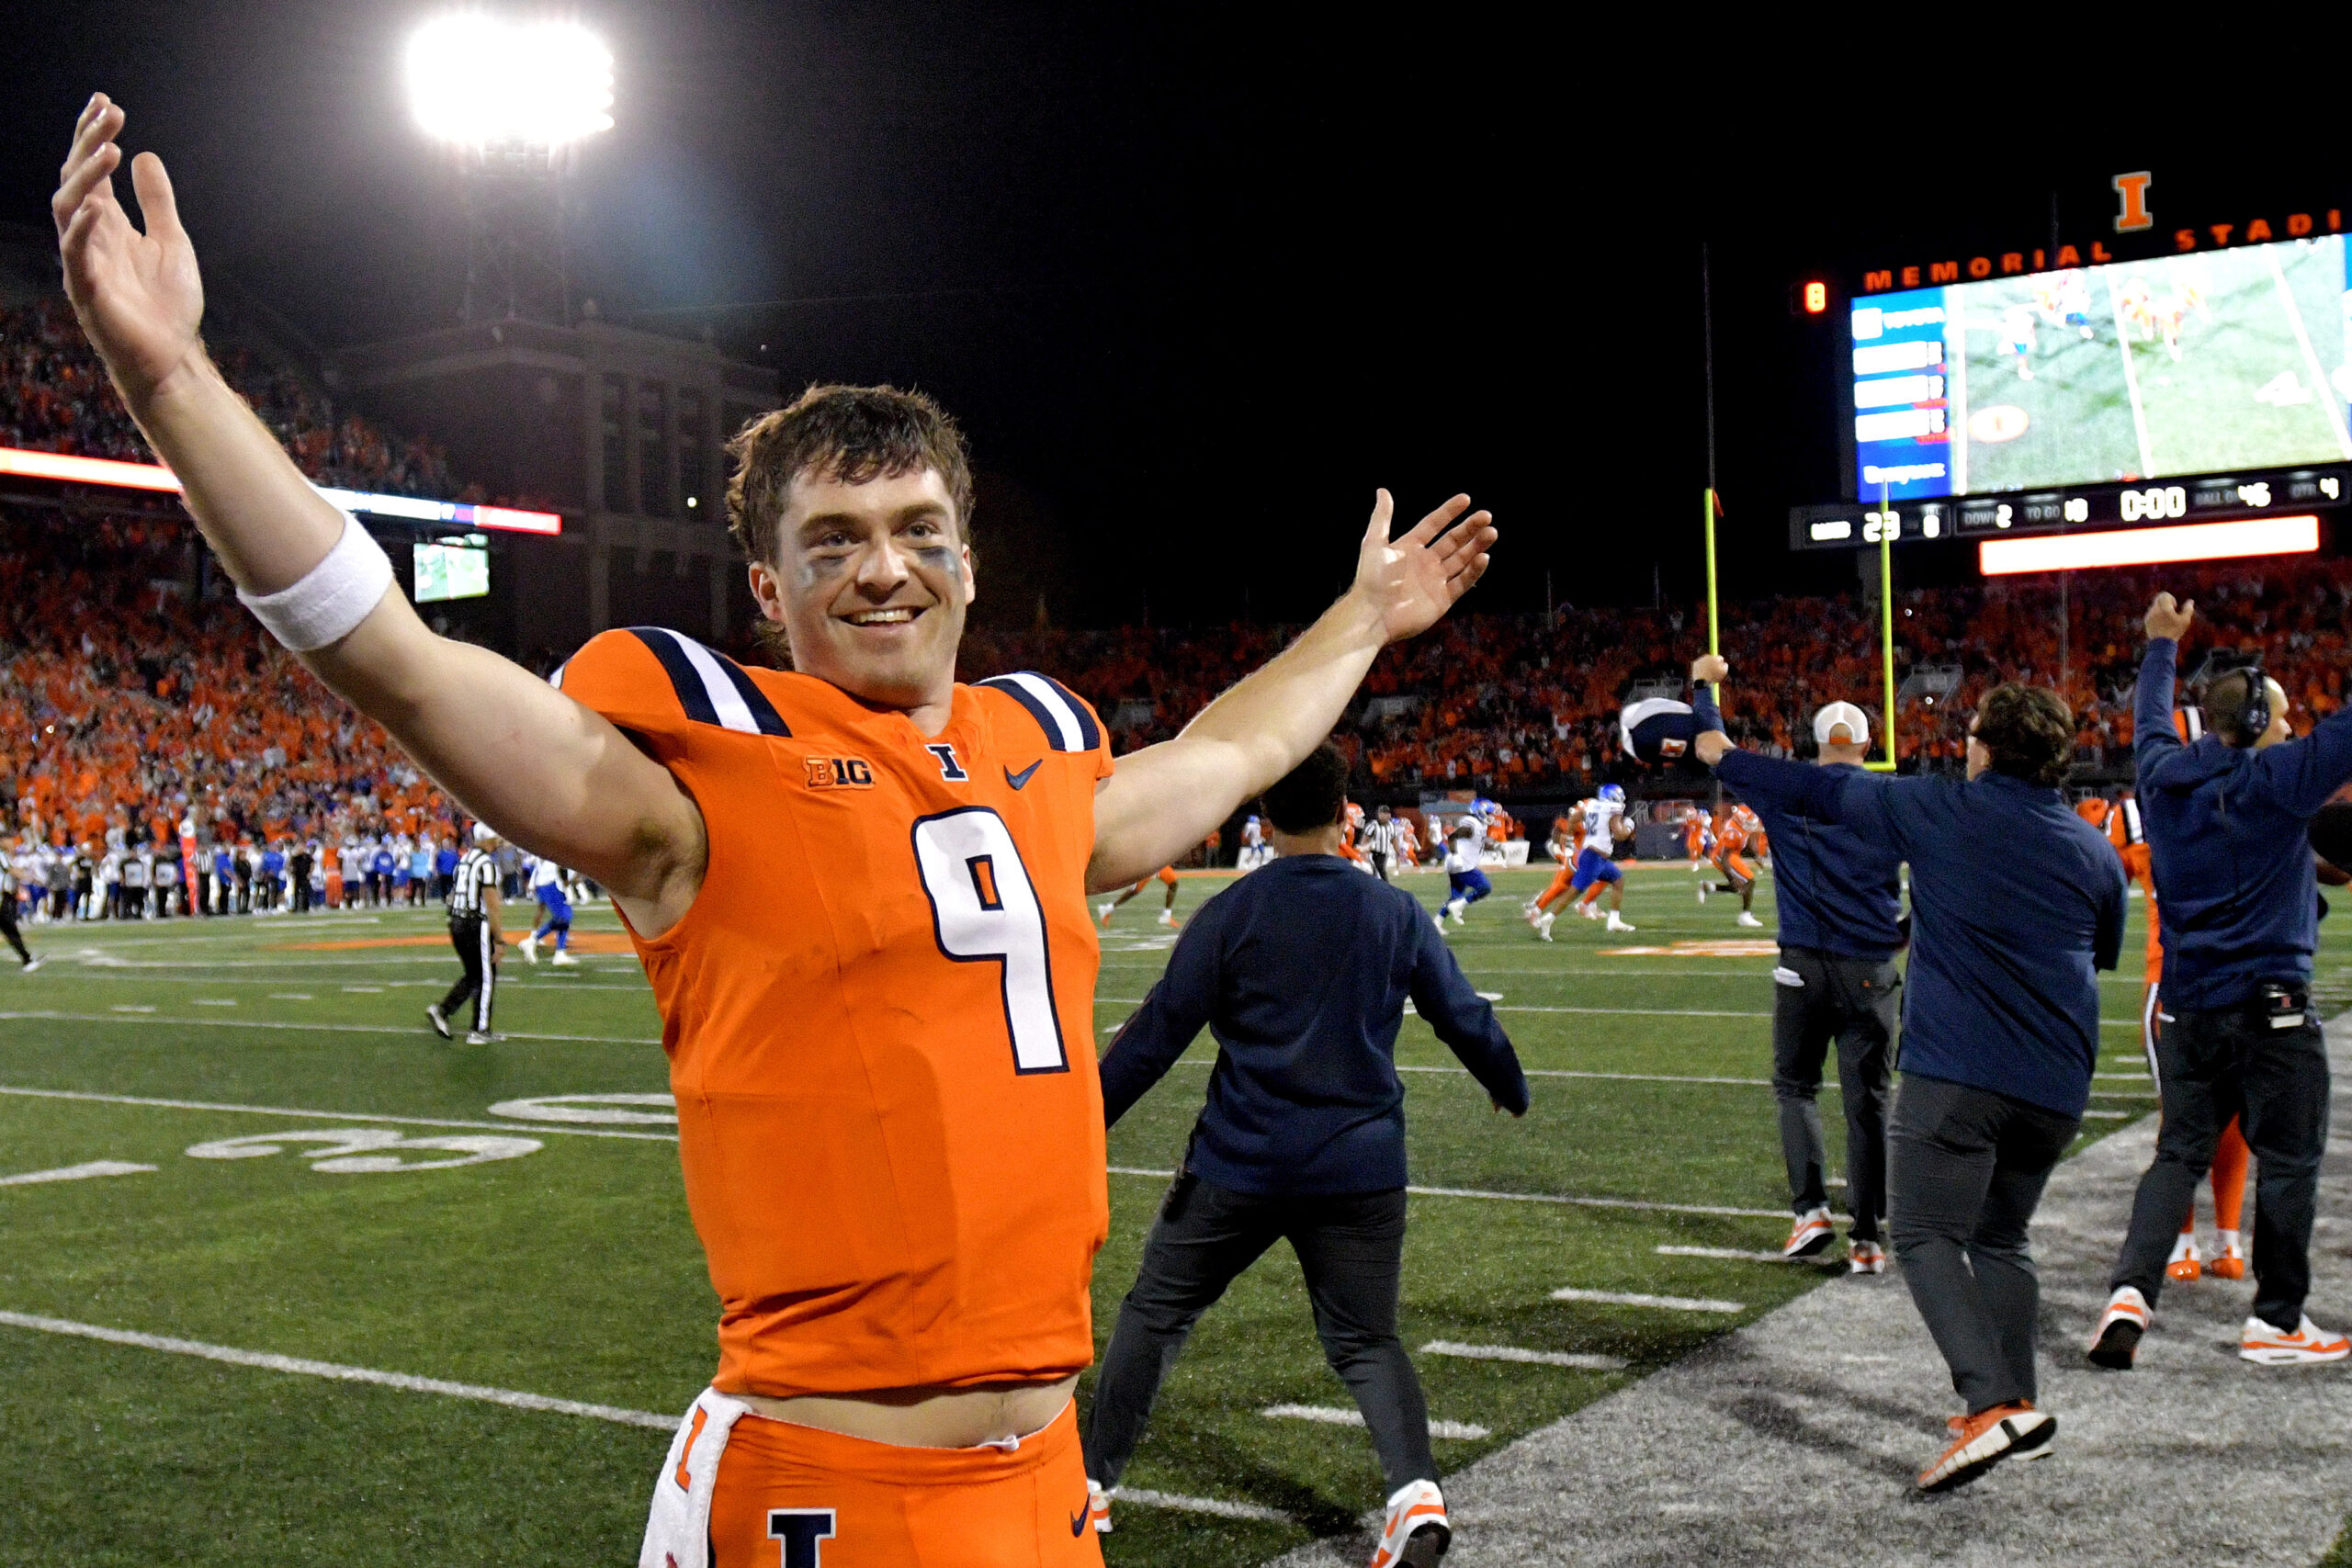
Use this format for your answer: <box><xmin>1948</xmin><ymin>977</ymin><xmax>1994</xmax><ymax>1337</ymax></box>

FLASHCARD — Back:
<box><xmin>0</xmin><ymin>863</ymin><xmax>2336</xmax><ymax>1565</ymax></box>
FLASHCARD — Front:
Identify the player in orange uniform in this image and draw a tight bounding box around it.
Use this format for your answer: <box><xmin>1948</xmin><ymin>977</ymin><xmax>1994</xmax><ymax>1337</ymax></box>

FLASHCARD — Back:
<box><xmin>1524</xmin><ymin>813</ymin><xmax>1579</xmax><ymax>939</ymax></box>
<box><xmin>1337</xmin><ymin>799</ymin><xmax>1370</xmax><ymax>867</ymax></box>
<box><xmin>1681</xmin><ymin>805</ymin><xmax>1712</xmax><ymax>867</ymax></box>
<box><xmin>55</xmin><ymin>93</ymin><xmax>1501</xmax><ymax>1567</ymax></box>
<box><xmin>1097</xmin><ymin>864</ymin><xmax>1180</xmax><ymax>928</ymax></box>
<box><xmin>1701</xmin><ymin>803</ymin><xmax>1766</xmax><ymax>927</ymax></box>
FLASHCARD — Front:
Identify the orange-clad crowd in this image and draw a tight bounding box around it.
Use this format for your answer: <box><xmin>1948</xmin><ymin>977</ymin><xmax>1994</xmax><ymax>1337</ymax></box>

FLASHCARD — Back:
<box><xmin>0</xmin><ymin>296</ymin><xmax>463</xmax><ymax>502</ymax></box>
<box><xmin>0</xmin><ymin>508</ymin><xmax>458</xmax><ymax>860</ymax></box>
<box><xmin>2</xmin><ymin>493</ymin><xmax>2348</xmax><ymax>858</ymax></box>
<box><xmin>965</xmin><ymin>557</ymin><xmax>2352</xmax><ymax>794</ymax></box>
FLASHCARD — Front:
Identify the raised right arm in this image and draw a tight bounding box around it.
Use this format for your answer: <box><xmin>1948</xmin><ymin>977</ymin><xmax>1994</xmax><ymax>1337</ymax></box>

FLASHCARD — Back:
<box><xmin>54</xmin><ymin>96</ymin><xmax>703</xmax><ymax>932</ymax></box>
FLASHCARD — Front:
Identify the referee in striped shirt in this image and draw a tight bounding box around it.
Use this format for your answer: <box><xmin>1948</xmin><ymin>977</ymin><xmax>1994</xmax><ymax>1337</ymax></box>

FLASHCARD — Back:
<box><xmin>426</xmin><ymin>823</ymin><xmax>503</xmax><ymax>1044</ymax></box>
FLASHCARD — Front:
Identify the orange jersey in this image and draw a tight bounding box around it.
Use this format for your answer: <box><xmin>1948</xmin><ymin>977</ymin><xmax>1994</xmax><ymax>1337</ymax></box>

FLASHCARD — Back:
<box><xmin>1716</xmin><ymin>807</ymin><xmax>1759</xmax><ymax>856</ymax></box>
<box><xmin>558</xmin><ymin>629</ymin><xmax>1113</xmax><ymax>1401</ymax></box>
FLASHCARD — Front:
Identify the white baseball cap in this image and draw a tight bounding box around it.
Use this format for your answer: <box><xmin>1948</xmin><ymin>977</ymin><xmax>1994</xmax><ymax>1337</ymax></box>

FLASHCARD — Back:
<box><xmin>471</xmin><ymin>821</ymin><xmax>501</xmax><ymax>844</ymax></box>
<box><xmin>1813</xmin><ymin>702</ymin><xmax>1871</xmax><ymax>747</ymax></box>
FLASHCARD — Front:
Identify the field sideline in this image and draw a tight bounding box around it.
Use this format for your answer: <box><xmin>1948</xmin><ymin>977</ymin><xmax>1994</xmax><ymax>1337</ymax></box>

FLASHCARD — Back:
<box><xmin>0</xmin><ymin>860</ymin><xmax>2343</xmax><ymax>1565</ymax></box>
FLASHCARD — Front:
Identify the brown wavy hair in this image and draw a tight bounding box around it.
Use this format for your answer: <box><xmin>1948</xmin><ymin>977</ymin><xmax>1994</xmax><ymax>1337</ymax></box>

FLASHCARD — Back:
<box><xmin>723</xmin><ymin>383</ymin><xmax>974</xmax><ymax>565</ymax></box>
<box><xmin>1973</xmin><ymin>683</ymin><xmax>2075</xmax><ymax>787</ymax></box>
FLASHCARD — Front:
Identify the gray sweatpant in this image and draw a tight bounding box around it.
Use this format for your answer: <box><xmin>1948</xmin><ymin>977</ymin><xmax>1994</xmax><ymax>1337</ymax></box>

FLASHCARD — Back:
<box><xmin>1770</xmin><ymin>945</ymin><xmax>1899</xmax><ymax>1241</ymax></box>
<box><xmin>1888</xmin><ymin>1074</ymin><xmax>2078</xmax><ymax>1414</ymax></box>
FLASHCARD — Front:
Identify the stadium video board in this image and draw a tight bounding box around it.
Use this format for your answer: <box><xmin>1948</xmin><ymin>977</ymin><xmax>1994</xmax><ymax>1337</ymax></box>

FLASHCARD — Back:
<box><xmin>1792</xmin><ymin>231</ymin><xmax>2352</xmax><ymax>554</ymax></box>
<box><xmin>1850</xmin><ymin>234</ymin><xmax>2352</xmax><ymax>502</ymax></box>
<box><xmin>413</xmin><ymin>539</ymin><xmax>490</xmax><ymax>604</ymax></box>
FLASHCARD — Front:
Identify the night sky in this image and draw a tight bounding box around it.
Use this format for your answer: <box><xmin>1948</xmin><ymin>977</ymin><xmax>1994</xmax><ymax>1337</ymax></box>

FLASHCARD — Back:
<box><xmin>1</xmin><ymin>10</ymin><xmax>2336</xmax><ymax>627</ymax></box>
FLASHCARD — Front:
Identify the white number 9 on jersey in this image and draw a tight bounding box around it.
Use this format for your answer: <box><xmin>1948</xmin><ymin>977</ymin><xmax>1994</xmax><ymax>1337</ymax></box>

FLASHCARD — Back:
<box><xmin>911</xmin><ymin>807</ymin><xmax>1069</xmax><ymax>1074</ymax></box>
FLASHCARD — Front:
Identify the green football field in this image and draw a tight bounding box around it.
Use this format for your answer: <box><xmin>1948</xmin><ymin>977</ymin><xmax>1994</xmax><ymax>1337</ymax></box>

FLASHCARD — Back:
<box><xmin>1955</xmin><ymin>240</ymin><xmax>2352</xmax><ymax>491</ymax></box>
<box><xmin>0</xmin><ymin>863</ymin><xmax>2342</xmax><ymax>1565</ymax></box>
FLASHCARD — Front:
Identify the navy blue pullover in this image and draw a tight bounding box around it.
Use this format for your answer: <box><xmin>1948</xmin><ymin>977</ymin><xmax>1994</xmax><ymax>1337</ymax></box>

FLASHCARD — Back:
<box><xmin>1098</xmin><ymin>853</ymin><xmax>1529</xmax><ymax>1195</ymax></box>
<box><xmin>1716</xmin><ymin>750</ymin><xmax>2125</xmax><ymax>1117</ymax></box>
<box><xmin>1693</xmin><ymin>688</ymin><xmax>1904</xmax><ymax>958</ymax></box>
<box><xmin>2134</xmin><ymin>637</ymin><xmax>2352</xmax><ymax>1010</ymax></box>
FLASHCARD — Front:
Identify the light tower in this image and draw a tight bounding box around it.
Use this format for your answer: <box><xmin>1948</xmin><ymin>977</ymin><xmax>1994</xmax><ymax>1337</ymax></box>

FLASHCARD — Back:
<box><xmin>405</xmin><ymin>15</ymin><xmax>615</xmax><ymax>326</ymax></box>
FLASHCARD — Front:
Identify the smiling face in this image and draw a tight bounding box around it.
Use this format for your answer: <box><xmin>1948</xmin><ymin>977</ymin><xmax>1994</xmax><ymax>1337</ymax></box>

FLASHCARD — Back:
<box><xmin>746</xmin><ymin>465</ymin><xmax>975</xmax><ymax>716</ymax></box>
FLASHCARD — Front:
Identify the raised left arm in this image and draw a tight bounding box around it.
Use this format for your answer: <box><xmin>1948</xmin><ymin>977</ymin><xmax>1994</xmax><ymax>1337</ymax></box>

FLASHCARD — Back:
<box><xmin>1087</xmin><ymin>491</ymin><xmax>1494</xmax><ymax>892</ymax></box>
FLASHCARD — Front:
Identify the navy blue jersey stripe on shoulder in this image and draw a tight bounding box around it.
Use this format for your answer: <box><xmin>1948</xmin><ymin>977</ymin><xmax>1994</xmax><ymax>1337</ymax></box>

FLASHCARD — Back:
<box><xmin>626</xmin><ymin>627</ymin><xmax>720</xmax><ymax>727</ymax></box>
<box><xmin>1036</xmin><ymin>675</ymin><xmax>1101</xmax><ymax>750</ymax></box>
<box><xmin>978</xmin><ymin>675</ymin><xmax>1070</xmax><ymax>751</ymax></box>
<box><xmin>712</xmin><ymin>656</ymin><xmax>792</xmax><ymax>737</ymax></box>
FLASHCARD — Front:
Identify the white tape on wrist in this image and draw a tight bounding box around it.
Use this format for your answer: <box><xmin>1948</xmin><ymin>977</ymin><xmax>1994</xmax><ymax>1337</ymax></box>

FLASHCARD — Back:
<box><xmin>236</xmin><ymin>512</ymin><xmax>396</xmax><ymax>652</ymax></box>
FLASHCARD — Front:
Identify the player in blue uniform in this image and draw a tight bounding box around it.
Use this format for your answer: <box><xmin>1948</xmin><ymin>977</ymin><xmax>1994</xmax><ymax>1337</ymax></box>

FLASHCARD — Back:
<box><xmin>1437</xmin><ymin>819</ymin><xmax>1491</xmax><ymax>929</ymax></box>
<box><xmin>1570</xmin><ymin>783</ymin><xmax>1636</xmax><ymax>933</ymax></box>
<box><xmin>519</xmin><ymin>854</ymin><xmax>578</xmax><ymax>966</ymax></box>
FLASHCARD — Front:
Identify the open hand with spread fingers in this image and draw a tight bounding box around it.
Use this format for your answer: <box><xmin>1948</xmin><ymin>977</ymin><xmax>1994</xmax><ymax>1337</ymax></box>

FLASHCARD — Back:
<box><xmin>52</xmin><ymin>94</ymin><xmax>206</xmax><ymax>409</ymax></box>
<box><xmin>1351</xmin><ymin>491</ymin><xmax>1498</xmax><ymax>645</ymax></box>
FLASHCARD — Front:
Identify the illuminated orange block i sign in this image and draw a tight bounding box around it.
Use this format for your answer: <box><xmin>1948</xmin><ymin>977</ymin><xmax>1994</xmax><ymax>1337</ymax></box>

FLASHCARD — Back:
<box><xmin>2113</xmin><ymin>172</ymin><xmax>2154</xmax><ymax>233</ymax></box>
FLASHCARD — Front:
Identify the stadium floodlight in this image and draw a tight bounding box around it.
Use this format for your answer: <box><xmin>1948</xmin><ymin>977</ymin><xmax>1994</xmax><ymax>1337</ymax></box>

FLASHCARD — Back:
<box><xmin>406</xmin><ymin>15</ymin><xmax>615</xmax><ymax>151</ymax></box>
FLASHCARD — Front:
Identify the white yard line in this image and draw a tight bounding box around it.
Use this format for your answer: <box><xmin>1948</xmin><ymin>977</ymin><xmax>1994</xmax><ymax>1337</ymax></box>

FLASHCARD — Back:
<box><xmin>0</xmin><ymin>1160</ymin><xmax>155</xmax><ymax>1187</ymax></box>
<box><xmin>1110</xmin><ymin>1486</ymin><xmax>1294</xmax><ymax>1525</ymax></box>
<box><xmin>0</xmin><ymin>1085</ymin><xmax>679</xmax><ymax>1143</ymax></box>
<box><xmin>1104</xmin><ymin>1167</ymin><xmax>1790</xmax><ymax>1220</ymax></box>
<box><xmin>1263</xmin><ymin>1404</ymin><xmax>1489</xmax><ymax>1441</ymax></box>
<box><xmin>1551</xmin><ymin>1287</ymin><xmax>1746</xmax><ymax>1314</ymax></box>
<box><xmin>2266</xmin><ymin>245</ymin><xmax>2352</xmax><ymax>458</ymax></box>
<box><xmin>2106</xmin><ymin>269</ymin><xmax>2158</xmax><ymax>477</ymax></box>
<box><xmin>1421</xmin><ymin>1341</ymin><xmax>1627</xmax><ymax>1372</ymax></box>
<box><xmin>1656</xmin><ymin>1246</ymin><xmax>1836</xmax><ymax>1267</ymax></box>
<box><xmin>0</xmin><ymin>1011</ymin><xmax>662</xmax><ymax>1047</ymax></box>
<box><xmin>0</xmin><ymin>1309</ymin><xmax>674</xmax><ymax>1429</ymax></box>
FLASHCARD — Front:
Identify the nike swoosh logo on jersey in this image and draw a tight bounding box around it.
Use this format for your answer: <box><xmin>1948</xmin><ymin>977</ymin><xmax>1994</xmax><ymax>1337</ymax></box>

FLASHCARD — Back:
<box><xmin>1006</xmin><ymin>760</ymin><xmax>1043</xmax><ymax>790</ymax></box>
<box><xmin>1070</xmin><ymin>1504</ymin><xmax>1089</xmax><ymax>1537</ymax></box>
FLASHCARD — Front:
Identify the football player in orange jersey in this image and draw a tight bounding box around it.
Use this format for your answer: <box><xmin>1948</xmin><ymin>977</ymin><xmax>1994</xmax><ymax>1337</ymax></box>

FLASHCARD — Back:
<box><xmin>1096</xmin><ymin>864</ymin><xmax>1180</xmax><ymax>929</ymax></box>
<box><xmin>1338</xmin><ymin>799</ymin><xmax>1370</xmax><ymax>867</ymax></box>
<box><xmin>1522</xmin><ymin>813</ymin><xmax>1578</xmax><ymax>938</ymax></box>
<box><xmin>1701</xmin><ymin>803</ymin><xmax>1766</xmax><ymax>927</ymax></box>
<box><xmin>54</xmin><ymin>95</ymin><xmax>1497</xmax><ymax>1568</ymax></box>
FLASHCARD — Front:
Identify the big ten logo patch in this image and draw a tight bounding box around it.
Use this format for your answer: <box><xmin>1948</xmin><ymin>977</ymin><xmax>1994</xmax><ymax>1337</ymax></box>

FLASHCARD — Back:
<box><xmin>804</xmin><ymin>756</ymin><xmax>876</xmax><ymax>790</ymax></box>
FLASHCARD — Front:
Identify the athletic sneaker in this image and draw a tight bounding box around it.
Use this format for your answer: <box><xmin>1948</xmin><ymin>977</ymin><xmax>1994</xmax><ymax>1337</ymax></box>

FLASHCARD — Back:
<box><xmin>1604</xmin><ymin>912</ymin><xmax>1634</xmax><ymax>932</ymax></box>
<box><xmin>2165</xmin><ymin>1234</ymin><xmax>2200</xmax><ymax>1283</ymax></box>
<box><xmin>2086</xmin><ymin>1286</ymin><xmax>2150</xmax><ymax>1369</ymax></box>
<box><xmin>1783</xmin><ymin>1206</ymin><xmax>1835</xmax><ymax>1259</ymax></box>
<box><xmin>1433</xmin><ymin>913</ymin><xmax>1447</xmax><ymax>936</ymax></box>
<box><xmin>2239</xmin><ymin>1314</ymin><xmax>2350</xmax><ymax>1365</ymax></box>
<box><xmin>1577</xmin><ymin>900</ymin><xmax>1600</xmax><ymax>919</ymax></box>
<box><xmin>17</xmin><ymin>955</ymin><xmax>38</xmax><ymax>974</ymax></box>
<box><xmin>424</xmin><ymin>1002</ymin><xmax>451</xmax><ymax>1040</ymax></box>
<box><xmin>1916</xmin><ymin>1402</ymin><xmax>2052</xmax><ymax>1492</ymax></box>
<box><xmin>1533</xmin><ymin>911</ymin><xmax>1555</xmax><ymax>942</ymax></box>
<box><xmin>1157</xmin><ymin>909</ymin><xmax>1178</xmax><ymax>928</ymax></box>
<box><xmin>1087</xmin><ymin>1478</ymin><xmax>1112</xmax><ymax>1535</ymax></box>
<box><xmin>2208</xmin><ymin>1234</ymin><xmax>2246</xmax><ymax>1280</ymax></box>
<box><xmin>549</xmin><ymin>951</ymin><xmax>579</xmax><ymax>966</ymax></box>
<box><xmin>519</xmin><ymin>932</ymin><xmax>539</xmax><ymax>964</ymax></box>
<box><xmin>1848</xmin><ymin>1239</ymin><xmax>1886</xmax><ymax>1275</ymax></box>
<box><xmin>1447</xmin><ymin>905</ymin><xmax>1465</xmax><ymax>928</ymax></box>
<box><xmin>1696</xmin><ymin>883</ymin><xmax>1709</xmax><ymax>904</ymax></box>
<box><xmin>1095</xmin><ymin>901</ymin><xmax>1114</xmax><ymax>928</ymax></box>
<box><xmin>1369</xmin><ymin>1479</ymin><xmax>1449</xmax><ymax>1568</ymax></box>
<box><xmin>464</xmin><ymin>1030</ymin><xmax>504</xmax><ymax>1045</ymax></box>
<box><xmin>1736</xmin><ymin>911</ymin><xmax>1763</xmax><ymax>928</ymax></box>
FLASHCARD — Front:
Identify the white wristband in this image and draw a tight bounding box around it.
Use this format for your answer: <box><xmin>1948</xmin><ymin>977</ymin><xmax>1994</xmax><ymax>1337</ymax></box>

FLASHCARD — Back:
<box><xmin>236</xmin><ymin>512</ymin><xmax>396</xmax><ymax>652</ymax></box>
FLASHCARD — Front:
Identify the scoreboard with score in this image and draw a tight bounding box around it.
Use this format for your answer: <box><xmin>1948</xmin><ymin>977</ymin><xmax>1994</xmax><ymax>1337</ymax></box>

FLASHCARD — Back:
<box><xmin>1792</xmin><ymin>464</ymin><xmax>2349</xmax><ymax>549</ymax></box>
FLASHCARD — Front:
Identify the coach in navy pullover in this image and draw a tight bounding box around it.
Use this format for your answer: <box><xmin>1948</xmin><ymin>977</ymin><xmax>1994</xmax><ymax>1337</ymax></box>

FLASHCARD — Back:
<box><xmin>2135</xmin><ymin>635</ymin><xmax>2352</xmax><ymax>1009</ymax></box>
<box><xmin>1693</xmin><ymin>686</ymin><xmax>1903</xmax><ymax>958</ymax></box>
<box><xmin>1098</xmin><ymin>854</ymin><xmax>1528</xmax><ymax>1193</ymax></box>
<box><xmin>1713</xmin><ymin>736</ymin><xmax>2124</xmax><ymax>1120</ymax></box>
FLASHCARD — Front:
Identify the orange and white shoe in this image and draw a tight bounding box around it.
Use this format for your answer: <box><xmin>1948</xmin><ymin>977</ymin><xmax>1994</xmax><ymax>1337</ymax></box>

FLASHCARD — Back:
<box><xmin>1782</xmin><ymin>1207</ymin><xmax>1835</xmax><ymax>1259</ymax></box>
<box><xmin>1847</xmin><ymin>1239</ymin><xmax>1886</xmax><ymax>1275</ymax></box>
<box><xmin>2239</xmin><ymin>1314</ymin><xmax>2351</xmax><ymax>1366</ymax></box>
<box><xmin>2208</xmin><ymin>1232</ymin><xmax>2246</xmax><ymax>1281</ymax></box>
<box><xmin>1368</xmin><ymin>1479</ymin><xmax>1449</xmax><ymax>1568</ymax></box>
<box><xmin>1916</xmin><ymin>1402</ymin><xmax>2053</xmax><ymax>1492</ymax></box>
<box><xmin>2086</xmin><ymin>1286</ymin><xmax>2151</xmax><ymax>1370</ymax></box>
<box><xmin>2165</xmin><ymin>1233</ymin><xmax>2201</xmax><ymax>1283</ymax></box>
<box><xmin>1095</xmin><ymin>902</ymin><xmax>1115</xmax><ymax>928</ymax></box>
<box><xmin>1086</xmin><ymin>1479</ymin><xmax>1112</xmax><ymax>1534</ymax></box>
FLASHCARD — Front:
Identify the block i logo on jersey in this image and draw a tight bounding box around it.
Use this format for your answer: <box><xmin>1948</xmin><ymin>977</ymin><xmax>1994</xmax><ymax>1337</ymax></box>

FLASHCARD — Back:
<box><xmin>804</xmin><ymin>757</ymin><xmax>875</xmax><ymax>790</ymax></box>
